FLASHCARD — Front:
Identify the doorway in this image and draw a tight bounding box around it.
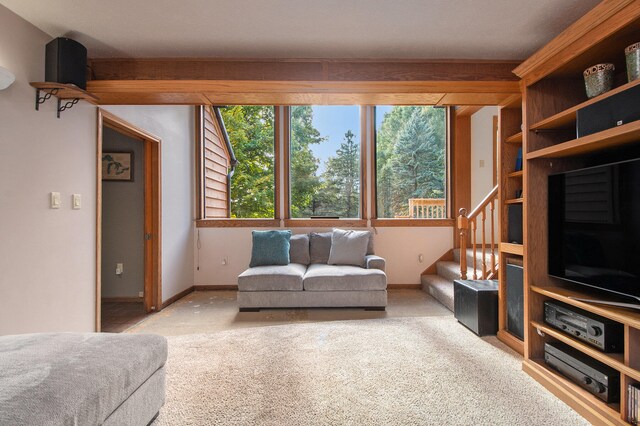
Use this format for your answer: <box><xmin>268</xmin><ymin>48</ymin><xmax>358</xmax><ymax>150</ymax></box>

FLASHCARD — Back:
<box><xmin>96</xmin><ymin>109</ymin><xmax>161</xmax><ymax>332</ymax></box>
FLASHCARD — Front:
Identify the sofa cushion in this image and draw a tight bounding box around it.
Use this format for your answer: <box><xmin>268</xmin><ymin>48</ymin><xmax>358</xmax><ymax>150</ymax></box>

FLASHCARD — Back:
<box><xmin>289</xmin><ymin>234</ymin><xmax>310</xmax><ymax>265</ymax></box>
<box><xmin>328</xmin><ymin>228</ymin><xmax>370</xmax><ymax>267</ymax></box>
<box><xmin>238</xmin><ymin>263</ymin><xmax>307</xmax><ymax>291</ymax></box>
<box><xmin>250</xmin><ymin>230</ymin><xmax>291</xmax><ymax>267</ymax></box>
<box><xmin>303</xmin><ymin>264</ymin><xmax>387</xmax><ymax>291</ymax></box>
<box><xmin>0</xmin><ymin>333</ymin><xmax>167</xmax><ymax>426</ymax></box>
<box><xmin>309</xmin><ymin>232</ymin><xmax>332</xmax><ymax>264</ymax></box>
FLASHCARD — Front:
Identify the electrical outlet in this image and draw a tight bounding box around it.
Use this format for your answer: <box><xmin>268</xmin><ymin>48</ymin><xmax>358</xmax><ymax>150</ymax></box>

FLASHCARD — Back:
<box><xmin>138</xmin><ymin>291</ymin><xmax>143</xmax><ymax>298</ymax></box>
<box><xmin>115</xmin><ymin>263</ymin><xmax>124</xmax><ymax>275</ymax></box>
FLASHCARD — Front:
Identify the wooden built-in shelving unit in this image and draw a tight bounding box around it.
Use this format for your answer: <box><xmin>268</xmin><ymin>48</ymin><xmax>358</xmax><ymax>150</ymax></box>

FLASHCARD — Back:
<box><xmin>497</xmin><ymin>95</ymin><xmax>525</xmax><ymax>356</ymax></box>
<box><xmin>513</xmin><ymin>1</ymin><xmax>640</xmax><ymax>424</ymax></box>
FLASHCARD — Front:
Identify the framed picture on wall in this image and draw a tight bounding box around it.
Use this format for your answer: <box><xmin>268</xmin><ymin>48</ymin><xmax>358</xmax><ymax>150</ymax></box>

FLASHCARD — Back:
<box><xmin>102</xmin><ymin>152</ymin><xmax>133</xmax><ymax>181</ymax></box>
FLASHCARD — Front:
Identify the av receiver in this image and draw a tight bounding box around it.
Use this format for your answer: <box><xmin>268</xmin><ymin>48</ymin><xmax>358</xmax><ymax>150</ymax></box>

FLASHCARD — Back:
<box><xmin>544</xmin><ymin>301</ymin><xmax>623</xmax><ymax>352</ymax></box>
<box><xmin>545</xmin><ymin>342</ymin><xmax>620</xmax><ymax>403</ymax></box>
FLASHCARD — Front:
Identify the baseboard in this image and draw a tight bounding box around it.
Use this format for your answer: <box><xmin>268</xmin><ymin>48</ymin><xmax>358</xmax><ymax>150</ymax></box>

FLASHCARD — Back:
<box><xmin>387</xmin><ymin>283</ymin><xmax>422</xmax><ymax>289</ymax></box>
<box><xmin>194</xmin><ymin>285</ymin><xmax>238</xmax><ymax>291</ymax></box>
<box><xmin>102</xmin><ymin>297</ymin><xmax>143</xmax><ymax>303</ymax></box>
<box><xmin>161</xmin><ymin>286</ymin><xmax>194</xmax><ymax>309</ymax></box>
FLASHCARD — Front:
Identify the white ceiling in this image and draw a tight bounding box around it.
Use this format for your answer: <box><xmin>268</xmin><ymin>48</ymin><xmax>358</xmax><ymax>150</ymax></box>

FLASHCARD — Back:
<box><xmin>1</xmin><ymin>0</ymin><xmax>601</xmax><ymax>60</ymax></box>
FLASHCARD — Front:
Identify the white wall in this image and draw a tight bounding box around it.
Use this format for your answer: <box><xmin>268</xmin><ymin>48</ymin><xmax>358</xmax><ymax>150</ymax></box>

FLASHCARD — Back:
<box><xmin>0</xmin><ymin>5</ymin><xmax>97</xmax><ymax>334</ymax></box>
<box><xmin>195</xmin><ymin>226</ymin><xmax>452</xmax><ymax>286</ymax></box>
<box><xmin>102</xmin><ymin>106</ymin><xmax>195</xmax><ymax>303</ymax></box>
<box><xmin>471</xmin><ymin>106</ymin><xmax>498</xmax><ymax>207</ymax></box>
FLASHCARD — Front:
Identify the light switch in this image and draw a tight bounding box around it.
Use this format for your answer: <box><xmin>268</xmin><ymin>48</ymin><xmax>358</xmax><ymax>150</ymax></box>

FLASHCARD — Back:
<box><xmin>116</xmin><ymin>263</ymin><xmax>124</xmax><ymax>275</ymax></box>
<box><xmin>50</xmin><ymin>192</ymin><xmax>61</xmax><ymax>209</ymax></box>
<box><xmin>479</xmin><ymin>160</ymin><xmax>485</xmax><ymax>168</ymax></box>
<box><xmin>72</xmin><ymin>194</ymin><xmax>81</xmax><ymax>209</ymax></box>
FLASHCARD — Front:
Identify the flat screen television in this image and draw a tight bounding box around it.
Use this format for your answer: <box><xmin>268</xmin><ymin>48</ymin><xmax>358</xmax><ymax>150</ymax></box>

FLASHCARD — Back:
<box><xmin>548</xmin><ymin>157</ymin><xmax>640</xmax><ymax>308</ymax></box>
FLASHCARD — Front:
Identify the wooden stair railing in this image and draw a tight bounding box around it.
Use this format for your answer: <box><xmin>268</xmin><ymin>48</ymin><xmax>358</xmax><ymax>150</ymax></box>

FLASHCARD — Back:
<box><xmin>457</xmin><ymin>186</ymin><xmax>499</xmax><ymax>280</ymax></box>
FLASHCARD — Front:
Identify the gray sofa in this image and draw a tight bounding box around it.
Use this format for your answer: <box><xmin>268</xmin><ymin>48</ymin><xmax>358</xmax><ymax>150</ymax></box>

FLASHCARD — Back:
<box><xmin>0</xmin><ymin>332</ymin><xmax>167</xmax><ymax>426</ymax></box>
<box><xmin>238</xmin><ymin>231</ymin><xmax>387</xmax><ymax>311</ymax></box>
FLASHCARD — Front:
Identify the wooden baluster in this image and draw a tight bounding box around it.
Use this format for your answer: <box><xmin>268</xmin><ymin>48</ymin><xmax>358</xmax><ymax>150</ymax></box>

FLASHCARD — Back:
<box><xmin>457</xmin><ymin>208</ymin><xmax>468</xmax><ymax>280</ymax></box>
<box><xmin>472</xmin><ymin>217</ymin><xmax>478</xmax><ymax>280</ymax></box>
<box><xmin>490</xmin><ymin>200</ymin><xmax>496</xmax><ymax>277</ymax></box>
<box><xmin>481</xmin><ymin>209</ymin><xmax>487</xmax><ymax>279</ymax></box>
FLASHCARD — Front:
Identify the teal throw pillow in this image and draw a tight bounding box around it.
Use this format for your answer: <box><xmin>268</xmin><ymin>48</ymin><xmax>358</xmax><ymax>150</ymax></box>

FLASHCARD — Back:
<box><xmin>250</xmin><ymin>230</ymin><xmax>292</xmax><ymax>267</ymax></box>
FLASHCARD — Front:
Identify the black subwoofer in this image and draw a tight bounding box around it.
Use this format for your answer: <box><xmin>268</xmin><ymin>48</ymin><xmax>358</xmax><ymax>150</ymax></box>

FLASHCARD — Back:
<box><xmin>45</xmin><ymin>37</ymin><xmax>87</xmax><ymax>90</ymax></box>
<box><xmin>507</xmin><ymin>204</ymin><xmax>523</xmax><ymax>244</ymax></box>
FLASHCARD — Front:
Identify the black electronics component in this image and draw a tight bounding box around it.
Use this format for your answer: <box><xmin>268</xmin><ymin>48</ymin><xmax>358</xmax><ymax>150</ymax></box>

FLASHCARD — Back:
<box><xmin>45</xmin><ymin>37</ymin><xmax>87</xmax><ymax>90</ymax></box>
<box><xmin>544</xmin><ymin>341</ymin><xmax>620</xmax><ymax>403</ymax></box>
<box><xmin>507</xmin><ymin>204</ymin><xmax>522</xmax><ymax>244</ymax></box>
<box><xmin>544</xmin><ymin>301</ymin><xmax>623</xmax><ymax>352</ymax></box>
<box><xmin>577</xmin><ymin>83</ymin><xmax>640</xmax><ymax>138</ymax></box>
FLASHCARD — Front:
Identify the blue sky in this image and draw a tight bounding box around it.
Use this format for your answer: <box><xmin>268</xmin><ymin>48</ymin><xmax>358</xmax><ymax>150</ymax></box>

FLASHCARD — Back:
<box><xmin>307</xmin><ymin>105</ymin><xmax>394</xmax><ymax>174</ymax></box>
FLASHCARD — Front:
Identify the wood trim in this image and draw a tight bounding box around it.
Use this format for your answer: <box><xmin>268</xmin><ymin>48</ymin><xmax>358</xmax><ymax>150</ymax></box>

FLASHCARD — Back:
<box><xmin>196</xmin><ymin>219</ymin><xmax>281</xmax><ymax>228</ymax></box>
<box><xmin>195</xmin><ymin>106</ymin><xmax>204</xmax><ymax>219</ymax></box>
<box><xmin>274</xmin><ymin>106</ymin><xmax>281</xmax><ymax>220</ymax></box>
<box><xmin>97</xmin><ymin>108</ymin><xmax>162</xmax><ymax>331</ymax></box>
<box><xmin>513</xmin><ymin>0</ymin><xmax>639</xmax><ymax>84</ymax></box>
<box><xmin>451</xmin><ymin>111</ymin><xmax>471</xmax><ymax>246</ymax></box>
<box><xmin>360</xmin><ymin>106</ymin><xmax>368</xmax><ymax>220</ymax></box>
<box><xmin>497</xmin><ymin>330</ymin><xmax>525</xmax><ymax>356</ymax></box>
<box><xmin>95</xmin><ymin>111</ymin><xmax>103</xmax><ymax>332</ymax></box>
<box><xmin>455</xmin><ymin>105</ymin><xmax>482</xmax><ymax>117</ymax></box>
<box><xmin>492</xmin><ymin>115</ymin><xmax>498</xmax><ymax>186</ymax></box>
<box><xmin>421</xmin><ymin>249</ymin><xmax>454</xmax><ymax>276</ymax></box>
<box><xmin>369</xmin><ymin>106</ymin><xmax>378</xmax><ymax>220</ymax></box>
<box><xmin>282</xmin><ymin>106</ymin><xmax>291</xmax><ymax>220</ymax></box>
<box><xmin>101</xmin><ymin>297</ymin><xmax>143</xmax><ymax>303</ymax></box>
<box><xmin>387</xmin><ymin>284</ymin><xmax>422</xmax><ymax>289</ymax></box>
<box><xmin>371</xmin><ymin>218</ymin><xmax>455</xmax><ymax>227</ymax></box>
<box><xmin>89</xmin><ymin>59</ymin><xmax>521</xmax><ymax>82</ymax></box>
<box><xmin>194</xmin><ymin>285</ymin><xmax>238</xmax><ymax>291</ymax></box>
<box><xmin>160</xmin><ymin>286</ymin><xmax>194</xmax><ymax>309</ymax></box>
<box><xmin>284</xmin><ymin>219</ymin><xmax>368</xmax><ymax>228</ymax></box>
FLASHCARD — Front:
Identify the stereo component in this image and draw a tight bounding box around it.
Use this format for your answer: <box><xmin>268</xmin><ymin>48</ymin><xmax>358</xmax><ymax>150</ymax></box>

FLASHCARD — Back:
<box><xmin>544</xmin><ymin>301</ymin><xmax>623</xmax><ymax>352</ymax></box>
<box><xmin>507</xmin><ymin>204</ymin><xmax>523</xmax><ymax>244</ymax></box>
<box><xmin>577</xmin><ymin>83</ymin><xmax>640</xmax><ymax>137</ymax></box>
<box><xmin>545</xmin><ymin>342</ymin><xmax>620</xmax><ymax>403</ymax></box>
<box><xmin>506</xmin><ymin>264</ymin><xmax>524</xmax><ymax>339</ymax></box>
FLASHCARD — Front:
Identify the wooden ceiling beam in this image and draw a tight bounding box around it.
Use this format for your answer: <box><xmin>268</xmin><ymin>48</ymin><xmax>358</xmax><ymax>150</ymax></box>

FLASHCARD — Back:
<box><xmin>88</xmin><ymin>58</ymin><xmax>521</xmax><ymax>82</ymax></box>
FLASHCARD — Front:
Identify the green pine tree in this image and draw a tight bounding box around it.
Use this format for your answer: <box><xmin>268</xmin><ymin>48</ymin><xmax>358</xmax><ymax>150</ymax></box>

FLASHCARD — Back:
<box><xmin>321</xmin><ymin>130</ymin><xmax>360</xmax><ymax>217</ymax></box>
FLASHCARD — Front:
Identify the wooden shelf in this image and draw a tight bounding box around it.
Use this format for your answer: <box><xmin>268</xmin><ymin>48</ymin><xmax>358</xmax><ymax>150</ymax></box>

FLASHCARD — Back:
<box><xmin>30</xmin><ymin>82</ymin><xmax>99</xmax><ymax>102</ymax></box>
<box><xmin>531</xmin><ymin>321</ymin><xmax>640</xmax><ymax>382</ymax></box>
<box><xmin>504</xmin><ymin>198</ymin><xmax>523</xmax><ymax>204</ymax></box>
<box><xmin>505</xmin><ymin>131</ymin><xmax>523</xmax><ymax>144</ymax></box>
<box><xmin>500</xmin><ymin>242</ymin><xmax>523</xmax><ymax>256</ymax></box>
<box><xmin>530</xmin><ymin>78</ymin><xmax>640</xmax><ymax>131</ymax></box>
<box><xmin>526</xmin><ymin>120</ymin><xmax>640</xmax><ymax>160</ymax></box>
<box><xmin>524</xmin><ymin>359</ymin><xmax>625</xmax><ymax>425</ymax></box>
<box><xmin>531</xmin><ymin>286</ymin><xmax>640</xmax><ymax>329</ymax></box>
<box><xmin>507</xmin><ymin>170</ymin><xmax>523</xmax><ymax>178</ymax></box>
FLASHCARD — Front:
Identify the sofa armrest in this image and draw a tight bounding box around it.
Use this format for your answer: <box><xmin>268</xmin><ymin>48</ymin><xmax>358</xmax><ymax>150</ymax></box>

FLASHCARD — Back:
<box><xmin>365</xmin><ymin>255</ymin><xmax>386</xmax><ymax>272</ymax></box>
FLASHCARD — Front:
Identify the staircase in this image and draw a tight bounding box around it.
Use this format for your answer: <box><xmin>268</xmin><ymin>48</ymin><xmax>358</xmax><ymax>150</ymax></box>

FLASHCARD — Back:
<box><xmin>421</xmin><ymin>186</ymin><xmax>499</xmax><ymax>311</ymax></box>
<box><xmin>421</xmin><ymin>249</ymin><xmax>498</xmax><ymax>311</ymax></box>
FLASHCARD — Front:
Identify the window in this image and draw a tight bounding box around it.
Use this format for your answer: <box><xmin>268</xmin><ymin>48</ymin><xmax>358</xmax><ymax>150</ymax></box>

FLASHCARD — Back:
<box><xmin>375</xmin><ymin>106</ymin><xmax>447</xmax><ymax>219</ymax></box>
<box><xmin>289</xmin><ymin>106</ymin><xmax>361</xmax><ymax>218</ymax></box>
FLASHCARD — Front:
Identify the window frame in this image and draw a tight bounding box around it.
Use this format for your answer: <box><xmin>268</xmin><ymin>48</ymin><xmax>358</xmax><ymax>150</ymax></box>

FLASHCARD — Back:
<box><xmin>370</xmin><ymin>105</ymin><xmax>454</xmax><ymax>227</ymax></box>
<box><xmin>196</xmin><ymin>105</ymin><xmax>281</xmax><ymax>228</ymax></box>
<box><xmin>284</xmin><ymin>105</ymin><xmax>367</xmax><ymax>228</ymax></box>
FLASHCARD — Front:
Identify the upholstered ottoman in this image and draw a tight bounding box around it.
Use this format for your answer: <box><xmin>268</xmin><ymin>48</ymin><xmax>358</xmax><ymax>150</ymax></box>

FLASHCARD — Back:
<box><xmin>0</xmin><ymin>332</ymin><xmax>167</xmax><ymax>425</ymax></box>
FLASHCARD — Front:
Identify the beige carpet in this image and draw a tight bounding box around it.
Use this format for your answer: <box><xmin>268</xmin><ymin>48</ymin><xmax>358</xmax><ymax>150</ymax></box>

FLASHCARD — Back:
<box><xmin>154</xmin><ymin>316</ymin><xmax>588</xmax><ymax>425</ymax></box>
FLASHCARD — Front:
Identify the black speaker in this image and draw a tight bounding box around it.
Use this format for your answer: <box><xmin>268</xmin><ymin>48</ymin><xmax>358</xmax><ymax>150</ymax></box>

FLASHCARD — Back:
<box><xmin>45</xmin><ymin>37</ymin><xmax>87</xmax><ymax>90</ymax></box>
<box><xmin>506</xmin><ymin>263</ymin><xmax>524</xmax><ymax>340</ymax></box>
<box><xmin>507</xmin><ymin>204</ymin><xmax>523</xmax><ymax>244</ymax></box>
<box><xmin>577</xmin><ymin>83</ymin><xmax>640</xmax><ymax>137</ymax></box>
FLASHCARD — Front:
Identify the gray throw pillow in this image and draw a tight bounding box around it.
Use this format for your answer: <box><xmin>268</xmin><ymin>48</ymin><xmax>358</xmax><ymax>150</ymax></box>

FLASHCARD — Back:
<box><xmin>289</xmin><ymin>234</ymin><xmax>310</xmax><ymax>265</ymax></box>
<box><xmin>365</xmin><ymin>230</ymin><xmax>375</xmax><ymax>255</ymax></box>
<box><xmin>328</xmin><ymin>228</ymin><xmax>370</xmax><ymax>267</ymax></box>
<box><xmin>309</xmin><ymin>232</ymin><xmax>332</xmax><ymax>264</ymax></box>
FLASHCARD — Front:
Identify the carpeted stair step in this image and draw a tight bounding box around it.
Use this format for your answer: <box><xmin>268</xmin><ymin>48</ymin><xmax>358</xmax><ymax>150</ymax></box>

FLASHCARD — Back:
<box><xmin>421</xmin><ymin>274</ymin><xmax>454</xmax><ymax>311</ymax></box>
<box><xmin>436</xmin><ymin>261</ymin><xmax>477</xmax><ymax>283</ymax></box>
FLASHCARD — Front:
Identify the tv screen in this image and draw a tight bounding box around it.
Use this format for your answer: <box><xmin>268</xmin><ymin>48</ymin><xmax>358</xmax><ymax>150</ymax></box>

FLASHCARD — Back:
<box><xmin>548</xmin><ymin>158</ymin><xmax>640</xmax><ymax>303</ymax></box>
